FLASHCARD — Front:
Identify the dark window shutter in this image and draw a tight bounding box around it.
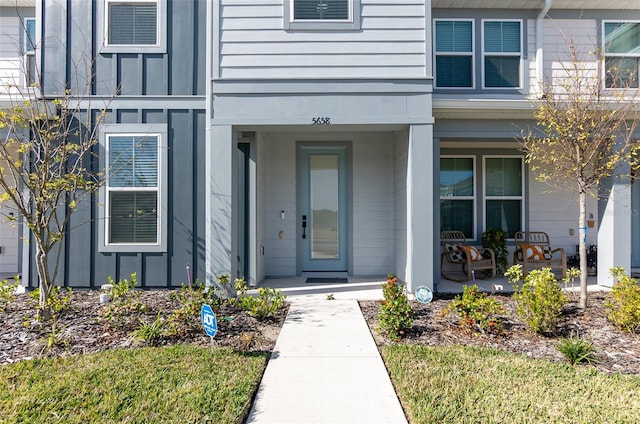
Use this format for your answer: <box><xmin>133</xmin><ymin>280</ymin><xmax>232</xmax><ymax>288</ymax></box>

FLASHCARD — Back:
<box><xmin>109</xmin><ymin>3</ymin><xmax>157</xmax><ymax>45</ymax></box>
<box><xmin>294</xmin><ymin>0</ymin><xmax>349</xmax><ymax>20</ymax></box>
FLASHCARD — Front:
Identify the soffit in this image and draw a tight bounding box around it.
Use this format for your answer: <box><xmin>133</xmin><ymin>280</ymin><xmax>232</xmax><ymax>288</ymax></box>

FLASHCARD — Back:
<box><xmin>0</xmin><ymin>0</ymin><xmax>34</xmax><ymax>7</ymax></box>
<box><xmin>432</xmin><ymin>0</ymin><xmax>640</xmax><ymax>10</ymax></box>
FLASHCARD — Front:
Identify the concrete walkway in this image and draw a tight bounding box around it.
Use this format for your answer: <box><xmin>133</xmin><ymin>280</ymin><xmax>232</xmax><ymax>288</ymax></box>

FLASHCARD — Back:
<box><xmin>246</xmin><ymin>298</ymin><xmax>407</xmax><ymax>424</ymax></box>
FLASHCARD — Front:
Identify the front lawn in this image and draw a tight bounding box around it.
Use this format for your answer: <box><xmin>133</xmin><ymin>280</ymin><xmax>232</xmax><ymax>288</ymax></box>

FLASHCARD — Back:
<box><xmin>0</xmin><ymin>345</ymin><xmax>266</xmax><ymax>424</ymax></box>
<box><xmin>383</xmin><ymin>344</ymin><xmax>640</xmax><ymax>424</ymax></box>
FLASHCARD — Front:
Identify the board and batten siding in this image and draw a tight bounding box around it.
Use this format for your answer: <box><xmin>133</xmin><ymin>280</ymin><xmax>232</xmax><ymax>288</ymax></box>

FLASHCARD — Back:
<box><xmin>217</xmin><ymin>0</ymin><xmax>428</xmax><ymax>79</ymax></box>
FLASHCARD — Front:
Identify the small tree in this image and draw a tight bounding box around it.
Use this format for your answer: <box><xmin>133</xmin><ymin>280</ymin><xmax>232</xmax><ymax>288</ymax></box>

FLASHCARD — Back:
<box><xmin>522</xmin><ymin>41</ymin><xmax>640</xmax><ymax>309</ymax></box>
<box><xmin>0</xmin><ymin>23</ymin><xmax>110</xmax><ymax>320</ymax></box>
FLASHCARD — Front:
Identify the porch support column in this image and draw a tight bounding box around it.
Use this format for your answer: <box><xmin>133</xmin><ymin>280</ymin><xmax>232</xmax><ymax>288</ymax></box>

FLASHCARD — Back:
<box><xmin>598</xmin><ymin>171</ymin><xmax>632</xmax><ymax>286</ymax></box>
<box><xmin>406</xmin><ymin>124</ymin><xmax>437</xmax><ymax>293</ymax></box>
<box><xmin>207</xmin><ymin>124</ymin><xmax>234</xmax><ymax>285</ymax></box>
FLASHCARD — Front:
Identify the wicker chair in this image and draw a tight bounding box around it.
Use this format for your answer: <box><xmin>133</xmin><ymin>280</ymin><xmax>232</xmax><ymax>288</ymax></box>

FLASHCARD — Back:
<box><xmin>513</xmin><ymin>231</ymin><xmax>567</xmax><ymax>278</ymax></box>
<box><xmin>441</xmin><ymin>231</ymin><xmax>496</xmax><ymax>282</ymax></box>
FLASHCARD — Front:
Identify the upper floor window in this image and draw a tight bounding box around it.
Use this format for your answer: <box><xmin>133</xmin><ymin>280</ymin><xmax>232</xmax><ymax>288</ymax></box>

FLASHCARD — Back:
<box><xmin>99</xmin><ymin>124</ymin><xmax>167</xmax><ymax>253</ymax></box>
<box><xmin>284</xmin><ymin>0</ymin><xmax>361</xmax><ymax>31</ymax></box>
<box><xmin>434</xmin><ymin>20</ymin><xmax>474</xmax><ymax>88</ymax></box>
<box><xmin>100</xmin><ymin>0</ymin><xmax>166</xmax><ymax>53</ymax></box>
<box><xmin>604</xmin><ymin>21</ymin><xmax>640</xmax><ymax>88</ymax></box>
<box><xmin>24</xmin><ymin>18</ymin><xmax>36</xmax><ymax>86</ymax></box>
<box><xmin>482</xmin><ymin>20</ymin><xmax>522</xmax><ymax>89</ymax></box>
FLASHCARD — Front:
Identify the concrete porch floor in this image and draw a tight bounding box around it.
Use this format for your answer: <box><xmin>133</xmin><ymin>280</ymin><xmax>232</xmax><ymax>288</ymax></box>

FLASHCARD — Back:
<box><xmin>252</xmin><ymin>272</ymin><xmax>608</xmax><ymax>301</ymax></box>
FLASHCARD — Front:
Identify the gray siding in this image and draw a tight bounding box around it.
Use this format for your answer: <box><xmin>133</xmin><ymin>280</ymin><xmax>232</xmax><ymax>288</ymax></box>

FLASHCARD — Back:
<box><xmin>217</xmin><ymin>0</ymin><xmax>428</xmax><ymax>79</ymax></box>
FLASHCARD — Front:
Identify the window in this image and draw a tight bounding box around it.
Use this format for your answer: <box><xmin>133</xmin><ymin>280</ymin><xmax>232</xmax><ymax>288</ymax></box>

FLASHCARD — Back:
<box><xmin>99</xmin><ymin>124</ymin><xmax>167</xmax><ymax>252</ymax></box>
<box><xmin>24</xmin><ymin>18</ymin><xmax>36</xmax><ymax>86</ymax></box>
<box><xmin>483</xmin><ymin>20</ymin><xmax>522</xmax><ymax>88</ymax></box>
<box><xmin>440</xmin><ymin>157</ymin><xmax>475</xmax><ymax>238</ymax></box>
<box><xmin>483</xmin><ymin>157</ymin><xmax>523</xmax><ymax>238</ymax></box>
<box><xmin>284</xmin><ymin>0</ymin><xmax>361</xmax><ymax>31</ymax></box>
<box><xmin>440</xmin><ymin>155</ymin><xmax>524</xmax><ymax>240</ymax></box>
<box><xmin>100</xmin><ymin>0</ymin><xmax>166</xmax><ymax>53</ymax></box>
<box><xmin>604</xmin><ymin>21</ymin><xmax>640</xmax><ymax>88</ymax></box>
<box><xmin>434</xmin><ymin>20</ymin><xmax>474</xmax><ymax>88</ymax></box>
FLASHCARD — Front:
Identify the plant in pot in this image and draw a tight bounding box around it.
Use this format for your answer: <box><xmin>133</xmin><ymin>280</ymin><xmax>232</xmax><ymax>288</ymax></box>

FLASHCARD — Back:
<box><xmin>482</xmin><ymin>229</ymin><xmax>508</xmax><ymax>276</ymax></box>
<box><xmin>567</xmin><ymin>244</ymin><xmax>597</xmax><ymax>276</ymax></box>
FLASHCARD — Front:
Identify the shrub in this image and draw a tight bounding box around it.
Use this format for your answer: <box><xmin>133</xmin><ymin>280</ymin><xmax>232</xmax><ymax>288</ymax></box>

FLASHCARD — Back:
<box><xmin>131</xmin><ymin>312</ymin><xmax>167</xmax><ymax>346</ymax></box>
<box><xmin>99</xmin><ymin>273</ymin><xmax>147</xmax><ymax>329</ymax></box>
<box><xmin>482</xmin><ymin>229</ymin><xmax>508</xmax><ymax>275</ymax></box>
<box><xmin>234</xmin><ymin>279</ymin><xmax>286</xmax><ymax>320</ymax></box>
<box><xmin>378</xmin><ymin>274</ymin><xmax>414</xmax><ymax>340</ymax></box>
<box><xmin>557</xmin><ymin>334</ymin><xmax>598</xmax><ymax>366</ymax></box>
<box><xmin>507</xmin><ymin>266</ymin><xmax>569</xmax><ymax>334</ymax></box>
<box><xmin>0</xmin><ymin>278</ymin><xmax>18</xmax><ymax>311</ymax></box>
<box><xmin>29</xmin><ymin>286</ymin><xmax>73</xmax><ymax>321</ymax></box>
<box><xmin>440</xmin><ymin>284</ymin><xmax>506</xmax><ymax>334</ymax></box>
<box><xmin>166</xmin><ymin>280</ymin><xmax>219</xmax><ymax>336</ymax></box>
<box><xmin>605</xmin><ymin>267</ymin><xmax>640</xmax><ymax>333</ymax></box>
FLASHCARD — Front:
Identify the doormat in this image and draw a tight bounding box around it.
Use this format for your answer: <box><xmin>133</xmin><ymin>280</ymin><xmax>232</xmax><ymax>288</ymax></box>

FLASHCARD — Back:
<box><xmin>305</xmin><ymin>278</ymin><xmax>348</xmax><ymax>284</ymax></box>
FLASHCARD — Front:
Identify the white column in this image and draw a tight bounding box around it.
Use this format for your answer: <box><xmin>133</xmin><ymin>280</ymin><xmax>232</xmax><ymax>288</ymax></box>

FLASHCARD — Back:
<box><xmin>406</xmin><ymin>124</ymin><xmax>437</xmax><ymax>293</ymax></box>
<box><xmin>207</xmin><ymin>125</ymin><xmax>234</xmax><ymax>284</ymax></box>
<box><xmin>598</xmin><ymin>178</ymin><xmax>632</xmax><ymax>286</ymax></box>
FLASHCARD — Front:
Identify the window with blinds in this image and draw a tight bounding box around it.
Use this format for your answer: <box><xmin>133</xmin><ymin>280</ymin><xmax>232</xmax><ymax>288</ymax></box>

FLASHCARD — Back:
<box><xmin>483</xmin><ymin>20</ymin><xmax>522</xmax><ymax>88</ymax></box>
<box><xmin>604</xmin><ymin>22</ymin><xmax>640</xmax><ymax>88</ymax></box>
<box><xmin>294</xmin><ymin>0</ymin><xmax>349</xmax><ymax>20</ymax></box>
<box><xmin>435</xmin><ymin>20</ymin><xmax>474</xmax><ymax>88</ymax></box>
<box><xmin>106</xmin><ymin>0</ymin><xmax>158</xmax><ymax>46</ymax></box>
<box><xmin>440</xmin><ymin>156</ymin><xmax>475</xmax><ymax>238</ymax></box>
<box><xmin>484</xmin><ymin>157</ymin><xmax>523</xmax><ymax>239</ymax></box>
<box><xmin>107</xmin><ymin>135</ymin><xmax>159</xmax><ymax>244</ymax></box>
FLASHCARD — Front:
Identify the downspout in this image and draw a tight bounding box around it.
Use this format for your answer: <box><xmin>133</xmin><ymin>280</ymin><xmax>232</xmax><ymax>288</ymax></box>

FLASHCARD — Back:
<box><xmin>536</xmin><ymin>0</ymin><xmax>553</xmax><ymax>95</ymax></box>
<box><xmin>205</xmin><ymin>0</ymin><xmax>213</xmax><ymax>287</ymax></box>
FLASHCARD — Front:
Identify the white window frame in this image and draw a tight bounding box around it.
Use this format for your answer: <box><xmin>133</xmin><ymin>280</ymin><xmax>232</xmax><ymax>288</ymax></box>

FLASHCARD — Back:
<box><xmin>23</xmin><ymin>17</ymin><xmax>36</xmax><ymax>87</ymax></box>
<box><xmin>99</xmin><ymin>0</ymin><xmax>166</xmax><ymax>54</ymax></box>
<box><xmin>284</xmin><ymin>0</ymin><xmax>361</xmax><ymax>31</ymax></box>
<box><xmin>482</xmin><ymin>155</ymin><xmax>524</xmax><ymax>239</ymax></box>
<box><xmin>481</xmin><ymin>19</ymin><xmax>523</xmax><ymax>90</ymax></box>
<box><xmin>440</xmin><ymin>155</ymin><xmax>477</xmax><ymax>239</ymax></box>
<box><xmin>433</xmin><ymin>19</ymin><xmax>475</xmax><ymax>89</ymax></box>
<box><xmin>99</xmin><ymin>124</ymin><xmax>168</xmax><ymax>253</ymax></box>
<box><xmin>602</xmin><ymin>20</ymin><xmax>640</xmax><ymax>89</ymax></box>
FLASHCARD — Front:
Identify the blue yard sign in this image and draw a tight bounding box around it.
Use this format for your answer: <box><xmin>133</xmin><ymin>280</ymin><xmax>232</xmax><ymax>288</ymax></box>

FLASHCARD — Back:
<box><xmin>201</xmin><ymin>304</ymin><xmax>218</xmax><ymax>338</ymax></box>
<box><xmin>415</xmin><ymin>286</ymin><xmax>433</xmax><ymax>304</ymax></box>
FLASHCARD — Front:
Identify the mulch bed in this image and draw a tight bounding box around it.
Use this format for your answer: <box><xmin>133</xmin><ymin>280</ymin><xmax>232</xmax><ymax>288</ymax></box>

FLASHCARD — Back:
<box><xmin>360</xmin><ymin>292</ymin><xmax>640</xmax><ymax>375</ymax></box>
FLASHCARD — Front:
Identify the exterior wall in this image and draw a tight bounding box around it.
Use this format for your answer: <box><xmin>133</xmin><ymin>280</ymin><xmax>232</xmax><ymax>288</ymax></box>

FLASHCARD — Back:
<box><xmin>33</xmin><ymin>0</ymin><xmax>207</xmax><ymax>288</ymax></box>
<box><xmin>217</xmin><ymin>0</ymin><xmax>429</xmax><ymax>79</ymax></box>
<box><xmin>0</xmin><ymin>7</ymin><xmax>33</xmax><ymax>94</ymax></box>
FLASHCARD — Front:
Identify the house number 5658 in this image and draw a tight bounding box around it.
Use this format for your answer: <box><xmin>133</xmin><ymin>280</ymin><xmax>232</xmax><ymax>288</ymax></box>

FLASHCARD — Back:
<box><xmin>312</xmin><ymin>117</ymin><xmax>331</xmax><ymax>125</ymax></box>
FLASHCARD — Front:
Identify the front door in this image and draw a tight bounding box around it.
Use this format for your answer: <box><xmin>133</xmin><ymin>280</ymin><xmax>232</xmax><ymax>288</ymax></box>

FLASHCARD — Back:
<box><xmin>300</xmin><ymin>147</ymin><xmax>348</xmax><ymax>272</ymax></box>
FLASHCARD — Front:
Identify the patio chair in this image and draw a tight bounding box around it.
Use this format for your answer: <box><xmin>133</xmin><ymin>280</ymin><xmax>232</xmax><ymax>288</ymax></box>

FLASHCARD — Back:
<box><xmin>513</xmin><ymin>231</ymin><xmax>566</xmax><ymax>278</ymax></box>
<box><xmin>441</xmin><ymin>231</ymin><xmax>496</xmax><ymax>282</ymax></box>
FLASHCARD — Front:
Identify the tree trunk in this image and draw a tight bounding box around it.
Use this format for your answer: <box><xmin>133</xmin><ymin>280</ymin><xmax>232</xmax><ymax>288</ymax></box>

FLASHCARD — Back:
<box><xmin>578</xmin><ymin>190</ymin><xmax>588</xmax><ymax>309</ymax></box>
<box><xmin>35</xmin><ymin>245</ymin><xmax>53</xmax><ymax>321</ymax></box>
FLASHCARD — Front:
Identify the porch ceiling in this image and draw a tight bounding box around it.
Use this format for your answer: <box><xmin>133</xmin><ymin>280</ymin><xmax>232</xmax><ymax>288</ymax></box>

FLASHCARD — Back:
<box><xmin>0</xmin><ymin>0</ymin><xmax>34</xmax><ymax>6</ymax></box>
<box><xmin>432</xmin><ymin>0</ymin><xmax>640</xmax><ymax>9</ymax></box>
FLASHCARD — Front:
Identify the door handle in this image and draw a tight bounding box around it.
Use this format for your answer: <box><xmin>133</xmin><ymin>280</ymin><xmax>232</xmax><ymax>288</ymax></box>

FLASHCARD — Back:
<box><xmin>302</xmin><ymin>215</ymin><xmax>307</xmax><ymax>239</ymax></box>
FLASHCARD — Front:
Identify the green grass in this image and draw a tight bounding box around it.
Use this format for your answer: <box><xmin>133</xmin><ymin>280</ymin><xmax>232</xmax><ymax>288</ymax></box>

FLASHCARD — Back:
<box><xmin>0</xmin><ymin>345</ymin><xmax>267</xmax><ymax>424</ymax></box>
<box><xmin>383</xmin><ymin>344</ymin><xmax>640</xmax><ymax>424</ymax></box>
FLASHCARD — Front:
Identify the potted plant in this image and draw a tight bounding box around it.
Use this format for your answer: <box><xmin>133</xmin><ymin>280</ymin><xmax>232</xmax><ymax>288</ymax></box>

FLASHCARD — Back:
<box><xmin>482</xmin><ymin>229</ymin><xmax>508</xmax><ymax>276</ymax></box>
<box><xmin>567</xmin><ymin>244</ymin><xmax>597</xmax><ymax>276</ymax></box>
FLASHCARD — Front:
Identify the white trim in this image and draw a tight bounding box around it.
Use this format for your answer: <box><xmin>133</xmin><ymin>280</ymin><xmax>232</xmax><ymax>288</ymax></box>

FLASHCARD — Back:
<box><xmin>283</xmin><ymin>0</ymin><xmax>361</xmax><ymax>31</ymax></box>
<box><xmin>482</xmin><ymin>155</ymin><xmax>524</xmax><ymax>239</ymax></box>
<box><xmin>99</xmin><ymin>0</ymin><xmax>166</xmax><ymax>54</ymax></box>
<box><xmin>98</xmin><ymin>124</ymin><xmax>168</xmax><ymax>253</ymax></box>
<box><xmin>433</xmin><ymin>18</ymin><xmax>475</xmax><ymax>89</ymax></box>
<box><xmin>481</xmin><ymin>19</ymin><xmax>523</xmax><ymax>90</ymax></box>
<box><xmin>440</xmin><ymin>155</ymin><xmax>477</xmax><ymax>239</ymax></box>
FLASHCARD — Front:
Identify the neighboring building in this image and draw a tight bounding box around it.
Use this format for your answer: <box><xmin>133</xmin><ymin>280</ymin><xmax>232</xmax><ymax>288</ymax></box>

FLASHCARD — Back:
<box><xmin>16</xmin><ymin>0</ymin><xmax>640</xmax><ymax>291</ymax></box>
<box><xmin>0</xmin><ymin>0</ymin><xmax>35</xmax><ymax>278</ymax></box>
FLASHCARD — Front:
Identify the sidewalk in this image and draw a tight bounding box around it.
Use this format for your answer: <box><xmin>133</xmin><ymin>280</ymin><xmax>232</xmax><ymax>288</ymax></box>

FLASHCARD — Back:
<box><xmin>245</xmin><ymin>298</ymin><xmax>407</xmax><ymax>424</ymax></box>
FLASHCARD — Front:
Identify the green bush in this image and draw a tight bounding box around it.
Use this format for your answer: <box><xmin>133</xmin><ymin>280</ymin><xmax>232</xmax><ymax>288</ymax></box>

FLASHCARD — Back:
<box><xmin>440</xmin><ymin>284</ymin><xmax>506</xmax><ymax>334</ymax></box>
<box><xmin>0</xmin><ymin>278</ymin><xmax>18</xmax><ymax>311</ymax></box>
<box><xmin>507</xmin><ymin>266</ymin><xmax>569</xmax><ymax>334</ymax></box>
<box><xmin>131</xmin><ymin>312</ymin><xmax>167</xmax><ymax>346</ymax></box>
<box><xmin>234</xmin><ymin>279</ymin><xmax>286</xmax><ymax>320</ymax></box>
<box><xmin>99</xmin><ymin>273</ymin><xmax>147</xmax><ymax>329</ymax></box>
<box><xmin>29</xmin><ymin>286</ymin><xmax>73</xmax><ymax>321</ymax></box>
<box><xmin>378</xmin><ymin>274</ymin><xmax>415</xmax><ymax>340</ymax></box>
<box><xmin>605</xmin><ymin>267</ymin><xmax>640</xmax><ymax>333</ymax></box>
<box><xmin>166</xmin><ymin>280</ymin><xmax>219</xmax><ymax>336</ymax></box>
<box><xmin>557</xmin><ymin>334</ymin><xmax>598</xmax><ymax>366</ymax></box>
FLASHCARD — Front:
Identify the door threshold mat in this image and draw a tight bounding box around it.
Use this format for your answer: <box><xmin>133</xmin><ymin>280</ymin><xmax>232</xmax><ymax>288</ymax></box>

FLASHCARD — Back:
<box><xmin>305</xmin><ymin>278</ymin><xmax>348</xmax><ymax>284</ymax></box>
